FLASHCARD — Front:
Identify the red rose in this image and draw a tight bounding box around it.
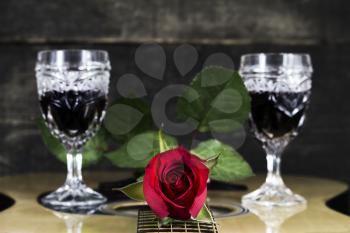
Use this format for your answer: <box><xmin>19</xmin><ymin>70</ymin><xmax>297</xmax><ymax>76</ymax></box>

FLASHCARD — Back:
<box><xmin>143</xmin><ymin>147</ymin><xmax>209</xmax><ymax>220</ymax></box>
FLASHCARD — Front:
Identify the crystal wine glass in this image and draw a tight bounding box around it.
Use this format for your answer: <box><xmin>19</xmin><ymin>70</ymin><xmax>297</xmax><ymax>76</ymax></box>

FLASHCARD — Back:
<box><xmin>36</xmin><ymin>50</ymin><xmax>110</xmax><ymax>209</ymax></box>
<box><xmin>239</xmin><ymin>53</ymin><xmax>313</xmax><ymax>207</ymax></box>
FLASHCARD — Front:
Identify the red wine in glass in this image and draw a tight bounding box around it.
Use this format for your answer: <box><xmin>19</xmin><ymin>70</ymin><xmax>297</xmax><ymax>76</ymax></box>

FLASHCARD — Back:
<box><xmin>250</xmin><ymin>91</ymin><xmax>310</xmax><ymax>141</ymax></box>
<box><xmin>40</xmin><ymin>90</ymin><xmax>107</xmax><ymax>139</ymax></box>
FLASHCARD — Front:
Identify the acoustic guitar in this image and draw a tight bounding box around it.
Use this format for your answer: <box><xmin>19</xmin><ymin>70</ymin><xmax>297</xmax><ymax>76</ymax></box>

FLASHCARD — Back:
<box><xmin>0</xmin><ymin>172</ymin><xmax>349</xmax><ymax>233</ymax></box>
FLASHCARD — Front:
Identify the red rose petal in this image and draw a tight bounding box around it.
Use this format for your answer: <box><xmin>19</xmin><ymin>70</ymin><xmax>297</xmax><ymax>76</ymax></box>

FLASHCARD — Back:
<box><xmin>143</xmin><ymin>156</ymin><xmax>169</xmax><ymax>218</ymax></box>
<box><xmin>143</xmin><ymin>146</ymin><xmax>209</xmax><ymax>220</ymax></box>
<box><xmin>167</xmin><ymin>205</ymin><xmax>191</xmax><ymax>220</ymax></box>
<box><xmin>189</xmin><ymin>165</ymin><xmax>209</xmax><ymax>217</ymax></box>
<box><xmin>161</xmin><ymin>179</ymin><xmax>178</xmax><ymax>199</ymax></box>
<box><xmin>173</xmin><ymin>172</ymin><xmax>194</xmax><ymax>205</ymax></box>
<box><xmin>155</xmin><ymin>177</ymin><xmax>186</xmax><ymax>209</ymax></box>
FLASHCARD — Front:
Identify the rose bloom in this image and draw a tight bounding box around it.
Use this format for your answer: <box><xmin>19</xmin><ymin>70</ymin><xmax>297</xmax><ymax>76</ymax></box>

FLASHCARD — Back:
<box><xmin>143</xmin><ymin>147</ymin><xmax>209</xmax><ymax>220</ymax></box>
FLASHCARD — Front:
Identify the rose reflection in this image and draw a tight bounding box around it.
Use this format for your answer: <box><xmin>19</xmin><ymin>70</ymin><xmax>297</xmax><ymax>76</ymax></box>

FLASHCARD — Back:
<box><xmin>244</xmin><ymin>203</ymin><xmax>306</xmax><ymax>233</ymax></box>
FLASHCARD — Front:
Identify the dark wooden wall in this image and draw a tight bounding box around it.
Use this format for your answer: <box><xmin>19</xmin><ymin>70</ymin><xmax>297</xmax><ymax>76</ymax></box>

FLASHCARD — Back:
<box><xmin>0</xmin><ymin>0</ymin><xmax>349</xmax><ymax>184</ymax></box>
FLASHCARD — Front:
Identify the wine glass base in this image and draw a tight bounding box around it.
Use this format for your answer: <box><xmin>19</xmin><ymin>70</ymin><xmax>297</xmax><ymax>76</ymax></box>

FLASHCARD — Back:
<box><xmin>41</xmin><ymin>183</ymin><xmax>107</xmax><ymax>211</ymax></box>
<box><xmin>242</xmin><ymin>183</ymin><xmax>306</xmax><ymax>207</ymax></box>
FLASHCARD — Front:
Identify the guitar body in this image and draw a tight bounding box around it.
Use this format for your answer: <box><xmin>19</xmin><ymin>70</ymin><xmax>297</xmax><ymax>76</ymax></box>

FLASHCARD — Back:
<box><xmin>0</xmin><ymin>172</ymin><xmax>349</xmax><ymax>233</ymax></box>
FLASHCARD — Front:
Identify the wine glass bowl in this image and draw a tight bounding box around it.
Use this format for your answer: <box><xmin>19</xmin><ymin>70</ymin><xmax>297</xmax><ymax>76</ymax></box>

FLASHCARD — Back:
<box><xmin>36</xmin><ymin>50</ymin><xmax>110</xmax><ymax>209</ymax></box>
<box><xmin>239</xmin><ymin>53</ymin><xmax>313</xmax><ymax>207</ymax></box>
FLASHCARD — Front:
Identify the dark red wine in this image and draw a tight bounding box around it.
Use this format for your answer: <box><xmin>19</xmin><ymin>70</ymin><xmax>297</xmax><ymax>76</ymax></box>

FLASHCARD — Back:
<box><xmin>40</xmin><ymin>90</ymin><xmax>107</xmax><ymax>138</ymax></box>
<box><xmin>250</xmin><ymin>91</ymin><xmax>310</xmax><ymax>139</ymax></box>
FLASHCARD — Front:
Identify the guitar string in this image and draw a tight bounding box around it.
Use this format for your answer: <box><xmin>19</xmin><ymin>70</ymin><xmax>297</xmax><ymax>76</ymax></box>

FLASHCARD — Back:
<box><xmin>138</xmin><ymin>208</ymin><xmax>218</xmax><ymax>233</ymax></box>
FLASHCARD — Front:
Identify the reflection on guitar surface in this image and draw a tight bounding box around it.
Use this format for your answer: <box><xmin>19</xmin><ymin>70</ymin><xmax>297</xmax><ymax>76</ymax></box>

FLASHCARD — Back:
<box><xmin>244</xmin><ymin>203</ymin><xmax>306</xmax><ymax>233</ymax></box>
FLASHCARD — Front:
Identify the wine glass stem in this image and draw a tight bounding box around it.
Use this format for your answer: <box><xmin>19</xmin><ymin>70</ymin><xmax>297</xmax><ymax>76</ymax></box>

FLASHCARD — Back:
<box><xmin>65</xmin><ymin>151</ymin><xmax>83</xmax><ymax>186</ymax></box>
<box><xmin>65</xmin><ymin>220</ymin><xmax>83</xmax><ymax>233</ymax></box>
<box><xmin>266</xmin><ymin>225</ymin><xmax>280</xmax><ymax>233</ymax></box>
<box><xmin>265</xmin><ymin>152</ymin><xmax>284</xmax><ymax>186</ymax></box>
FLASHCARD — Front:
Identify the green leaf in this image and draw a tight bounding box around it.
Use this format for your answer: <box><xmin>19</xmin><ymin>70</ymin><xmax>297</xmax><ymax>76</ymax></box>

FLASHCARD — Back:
<box><xmin>37</xmin><ymin>118</ymin><xmax>66</xmax><ymax>161</ymax></box>
<box><xmin>205</xmin><ymin>154</ymin><xmax>220</xmax><ymax>170</ymax></box>
<box><xmin>104</xmin><ymin>98</ymin><xmax>152</xmax><ymax>142</ymax></box>
<box><xmin>105</xmin><ymin>131</ymin><xmax>177</xmax><ymax>168</ymax></box>
<box><xmin>177</xmin><ymin>66</ymin><xmax>250</xmax><ymax>133</ymax></box>
<box><xmin>191</xmin><ymin>139</ymin><xmax>253</xmax><ymax>182</ymax></box>
<box><xmin>81</xmin><ymin>128</ymin><xmax>109</xmax><ymax>166</ymax></box>
<box><xmin>136</xmin><ymin>175</ymin><xmax>144</xmax><ymax>182</ymax></box>
<box><xmin>117</xmin><ymin>181</ymin><xmax>145</xmax><ymax>201</ymax></box>
<box><xmin>208</xmin><ymin>119</ymin><xmax>241</xmax><ymax>133</ymax></box>
<box><xmin>37</xmin><ymin>118</ymin><xmax>107</xmax><ymax>167</ymax></box>
<box><xmin>158</xmin><ymin>130</ymin><xmax>166</xmax><ymax>152</ymax></box>
<box><xmin>158</xmin><ymin>130</ymin><xmax>173</xmax><ymax>152</ymax></box>
<box><xmin>196</xmin><ymin>204</ymin><xmax>213</xmax><ymax>222</ymax></box>
<box><xmin>159</xmin><ymin>217</ymin><xmax>172</xmax><ymax>227</ymax></box>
